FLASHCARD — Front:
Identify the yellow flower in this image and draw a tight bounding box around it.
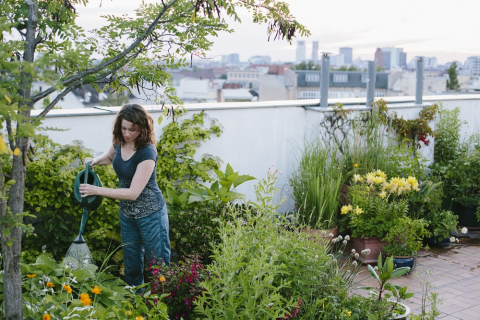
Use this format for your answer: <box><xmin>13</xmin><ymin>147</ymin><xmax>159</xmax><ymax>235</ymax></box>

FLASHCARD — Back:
<box><xmin>341</xmin><ymin>205</ymin><xmax>351</xmax><ymax>215</ymax></box>
<box><xmin>46</xmin><ymin>282</ymin><xmax>55</xmax><ymax>288</ymax></box>
<box><xmin>374</xmin><ymin>170</ymin><xmax>386</xmax><ymax>177</ymax></box>
<box><xmin>43</xmin><ymin>314</ymin><xmax>51</xmax><ymax>320</ymax></box>
<box><xmin>27</xmin><ymin>274</ymin><xmax>36</xmax><ymax>278</ymax></box>
<box><xmin>345</xmin><ymin>310</ymin><xmax>352</xmax><ymax>316</ymax></box>
<box><xmin>354</xmin><ymin>163</ymin><xmax>358</xmax><ymax>168</ymax></box>
<box><xmin>365</xmin><ymin>172</ymin><xmax>375</xmax><ymax>184</ymax></box>
<box><xmin>159</xmin><ymin>275</ymin><xmax>166</xmax><ymax>282</ymax></box>
<box><xmin>125</xmin><ymin>310</ymin><xmax>132</xmax><ymax>316</ymax></box>
<box><xmin>407</xmin><ymin>176</ymin><xmax>420</xmax><ymax>191</ymax></box>
<box><xmin>354</xmin><ymin>206</ymin><xmax>363</xmax><ymax>215</ymax></box>
<box><xmin>80</xmin><ymin>293</ymin><xmax>92</xmax><ymax>306</ymax></box>
<box><xmin>322</xmin><ymin>297</ymin><xmax>327</xmax><ymax>309</ymax></box>
<box><xmin>63</xmin><ymin>284</ymin><xmax>72</xmax><ymax>293</ymax></box>
<box><xmin>136</xmin><ymin>316</ymin><xmax>144</xmax><ymax>320</ymax></box>
<box><xmin>13</xmin><ymin>148</ymin><xmax>20</xmax><ymax>156</ymax></box>
<box><xmin>379</xmin><ymin>191</ymin><xmax>387</xmax><ymax>199</ymax></box>
<box><xmin>353</xmin><ymin>174</ymin><xmax>363</xmax><ymax>183</ymax></box>
<box><xmin>92</xmin><ymin>286</ymin><xmax>102</xmax><ymax>295</ymax></box>
<box><xmin>372</xmin><ymin>176</ymin><xmax>385</xmax><ymax>184</ymax></box>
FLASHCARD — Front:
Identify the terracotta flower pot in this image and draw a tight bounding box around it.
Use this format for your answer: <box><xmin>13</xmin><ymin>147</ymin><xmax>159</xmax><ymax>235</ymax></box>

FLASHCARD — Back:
<box><xmin>353</xmin><ymin>237</ymin><xmax>385</xmax><ymax>264</ymax></box>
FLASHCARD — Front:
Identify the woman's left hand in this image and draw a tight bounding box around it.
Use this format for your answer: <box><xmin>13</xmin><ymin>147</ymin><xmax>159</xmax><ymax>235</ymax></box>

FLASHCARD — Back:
<box><xmin>80</xmin><ymin>184</ymin><xmax>97</xmax><ymax>197</ymax></box>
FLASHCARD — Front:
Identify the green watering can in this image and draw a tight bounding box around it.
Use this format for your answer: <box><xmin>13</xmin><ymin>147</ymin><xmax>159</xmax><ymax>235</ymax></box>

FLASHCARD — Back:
<box><xmin>72</xmin><ymin>160</ymin><xmax>103</xmax><ymax>243</ymax></box>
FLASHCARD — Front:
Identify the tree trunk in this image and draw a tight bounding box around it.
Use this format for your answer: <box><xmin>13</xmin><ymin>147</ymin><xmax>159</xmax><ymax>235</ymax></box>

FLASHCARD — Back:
<box><xmin>2</xmin><ymin>0</ymin><xmax>38</xmax><ymax>318</ymax></box>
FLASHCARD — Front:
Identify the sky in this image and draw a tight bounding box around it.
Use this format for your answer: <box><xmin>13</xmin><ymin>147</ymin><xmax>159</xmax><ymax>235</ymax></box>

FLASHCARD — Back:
<box><xmin>76</xmin><ymin>0</ymin><xmax>480</xmax><ymax>65</ymax></box>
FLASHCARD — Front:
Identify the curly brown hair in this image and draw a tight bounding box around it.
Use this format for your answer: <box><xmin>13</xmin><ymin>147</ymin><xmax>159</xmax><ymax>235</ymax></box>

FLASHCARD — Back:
<box><xmin>112</xmin><ymin>104</ymin><xmax>156</xmax><ymax>149</ymax></box>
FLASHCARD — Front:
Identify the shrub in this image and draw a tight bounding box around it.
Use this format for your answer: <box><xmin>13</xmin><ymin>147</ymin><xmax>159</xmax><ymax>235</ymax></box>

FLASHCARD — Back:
<box><xmin>168</xmin><ymin>203</ymin><xmax>228</xmax><ymax>265</ymax></box>
<box><xmin>18</xmin><ymin>142</ymin><xmax>121</xmax><ymax>265</ymax></box>
<box><xmin>149</xmin><ymin>253</ymin><xmax>209</xmax><ymax>320</ymax></box>
<box><xmin>195</xmin><ymin>168</ymin><xmax>360</xmax><ymax>319</ymax></box>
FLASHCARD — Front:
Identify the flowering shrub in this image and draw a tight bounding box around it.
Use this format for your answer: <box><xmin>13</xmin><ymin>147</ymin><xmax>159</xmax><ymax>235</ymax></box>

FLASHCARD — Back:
<box><xmin>0</xmin><ymin>254</ymin><xmax>168</xmax><ymax>319</ymax></box>
<box><xmin>149</xmin><ymin>253</ymin><xmax>209</xmax><ymax>320</ymax></box>
<box><xmin>341</xmin><ymin>170</ymin><xmax>420</xmax><ymax>239</ymax></box>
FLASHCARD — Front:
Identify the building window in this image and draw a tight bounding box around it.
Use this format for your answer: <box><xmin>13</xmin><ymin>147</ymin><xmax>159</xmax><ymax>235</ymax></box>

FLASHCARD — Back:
<box><xmin>333</xmin><ymin>74</ymin><xmax>348</xmax><ymax>83</ymax></box>
<box><xmin>361</xmin><ymin>74</ymin><xmax>367</xmax><ymax>82</ymax></box>
<box><xmin>375</xmin><ymin>91</ymin><xmax>385</xmax><ymax>97</ymax></box>
<box><xmin>299</xmin><ymin>89</ymin><xmax>320</xmax><ymax>99</ymax></box>
<box><xmin>305</xmin><ymin>74</ymin><xmax>320</xmax><ymax>82</ymax></box>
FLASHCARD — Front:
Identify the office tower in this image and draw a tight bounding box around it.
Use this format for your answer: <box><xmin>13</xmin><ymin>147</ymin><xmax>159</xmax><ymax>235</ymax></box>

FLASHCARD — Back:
<box><xmin>312</xmin><ymin>41</ymin><xmax>319</xmax><ymax>64</ymax></box>
<box><xmin>339</xmin><ymin>47</ymin><xmax>353</xmax><ymax>65</ymax></box>
<box><xmin>375</xmin><ymin>48</ymin><xmax>383</xmax><ymax>68</ymax></box>
<box><xmin>296</xmin><ymin>41</ymin><xmax>306</xmax><ymax>64</ymax></box>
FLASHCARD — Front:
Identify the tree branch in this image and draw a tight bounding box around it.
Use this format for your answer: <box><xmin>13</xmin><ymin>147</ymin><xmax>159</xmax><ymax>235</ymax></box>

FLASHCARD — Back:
<box><xmin>31</xmin><ymin>0</ymin><xmax>179</xmax><ymax>104</ymax></box>
<box><xmin>36</xmin><ymin>82</ymin><xmax>82</xmax><ymax>118</ymax></box>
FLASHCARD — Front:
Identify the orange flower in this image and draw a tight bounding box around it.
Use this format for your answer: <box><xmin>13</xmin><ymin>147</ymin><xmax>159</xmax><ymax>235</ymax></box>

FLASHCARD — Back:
<box><xmin>136</xmin><ymin>316</ymin><xmax>144</xmax><ymax>320</ymax></box>
<box><xmin>80</xmin><ymin>293</ymin><xmax>92</xmax><ymax>306</ymax></box>
<box><xmin>46</xmin><ymin>282</ymin><xmax>55</xmax><ymax>288</ymax></box>
<box><xmin>43</xmin><ymin>314</ymin><xmax>51</xmax><ymax>320</ymax></box>
<box><xmin>27</xmin><ymin>274</ymin><xmax>36</xmax><ymax>278</ymax></box>
<box><xmin>159</xmin><ymin>275</ymin><xmax>166</xmax><ymax>282</ymax></box>
<box><xmin>92</xmin><ymin>286</ymin><xmax>102</xmax><ymax>295</ymax></box>
<box><xmin>354</xmin><ymin>163</ymin><xmax>359</xmax><ymax>168</ymax></box>
<box><xmin>63</xmin><ymin>284</ymin><xmax>72</xmax><ymax>293</ymax></box>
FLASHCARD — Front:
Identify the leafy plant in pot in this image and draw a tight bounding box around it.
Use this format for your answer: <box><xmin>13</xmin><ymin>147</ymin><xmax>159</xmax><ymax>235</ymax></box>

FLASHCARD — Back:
<box><xmin>290</xmin><ymin>138</ymin><xmax>346</xmax><ymax>235</ymax></box>
<box><xmin>359</xmin><ymin>253</ymin><xmax>414</xmax><ymax>320</ymax></box>
<box><xmin>382</xmin><ymin>217</ymin><xmax>430</xmax><ymax>274</ymax></box>
<box><xmin>341</xmin><ymin>170</ymin><xmax>421</xmax><ymax>264</ymax></box>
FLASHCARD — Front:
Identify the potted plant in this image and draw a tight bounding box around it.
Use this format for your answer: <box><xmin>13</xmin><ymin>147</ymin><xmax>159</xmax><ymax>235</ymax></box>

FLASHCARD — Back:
<box><xmin>407</xmin><ymin>180</ymin><xmax>460</xmax><ymax>245</ymax></box>
<box><xmin>443</xmin><ymin>147</ymin><xmax>480</xmax><ymax>229</ymax></box>
<box><xmin>382</xmin><ymin>217</ymin><xmax>430</xmax><ymax>274</ymax></box>
<box><xmin>290</xmin><ymin>138</ymin><xmax>346</xmax><ymax>235</ymax></box>
<box><xmin>359</xmin><ymin>253</ymin><xmax>414</xmax><ymax>320</ymax></box>
<box><xmin>341</xmin><ymin>170</ymin><xmax>421</xmax><ymax>263</ymax></box>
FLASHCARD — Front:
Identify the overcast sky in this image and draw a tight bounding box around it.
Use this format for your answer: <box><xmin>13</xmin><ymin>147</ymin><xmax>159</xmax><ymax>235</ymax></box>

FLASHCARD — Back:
<box><xmin>76</xmin><ymin>0</ymin><xmax>480</xmax><ymax>64</ymax></box>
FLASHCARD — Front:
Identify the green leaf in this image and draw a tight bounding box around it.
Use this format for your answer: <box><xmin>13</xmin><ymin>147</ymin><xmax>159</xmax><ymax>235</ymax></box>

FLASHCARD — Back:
<box><xmin>390</xmin><ymin>267</ymin><xmax>410</xmax><ymax>278</ymax></box>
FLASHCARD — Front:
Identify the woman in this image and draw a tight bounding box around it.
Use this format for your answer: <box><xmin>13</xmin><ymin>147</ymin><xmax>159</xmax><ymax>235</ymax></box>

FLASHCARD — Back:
<box><xmin>80</xmin><ymin>104</ymin><xmax>170</xmax><ymax>287</ymax></box>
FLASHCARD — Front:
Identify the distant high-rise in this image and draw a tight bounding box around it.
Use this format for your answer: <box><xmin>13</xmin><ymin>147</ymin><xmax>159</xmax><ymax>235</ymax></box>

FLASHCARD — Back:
<box><xmin>221</xmin><ymin>53</ymin><xmax>240</xmax><ymax>65</ymax></box>
<box><xmin>296</xmin><ymin>41</ymin><xmax>306</xmax><ymax>64</ymax></box>
<box><xmin>381</xmin><ymin>47</ymin><xmax>405</xmax><ymax>69</ymax></box>
<box><xmin>424</xmin><ymin>57</ymin><xmax>438</xmax><ymax>68</ymax></box>
<box><xmin>375</xmin><ymin>48</ymin><xmax>383</xmax><ymax>68</ymax></box>
<box><xmin>339</xmin><ymin>47</ymin><xmax>353</xmax><ymax>65</ymax></box>
<box><xmin>399</xmin><ymin>52</ymin><xmax>407</xmax><ymax>69</ymax></box>
<box><xmin>312</xmin><ymin>41</ymin><xmax>319</xmax><ymax>64</ymax></box>
<box><xmin>465</xmin><ymin>56</ymin><xmax>480</xmax><ymax>75</ymax></box>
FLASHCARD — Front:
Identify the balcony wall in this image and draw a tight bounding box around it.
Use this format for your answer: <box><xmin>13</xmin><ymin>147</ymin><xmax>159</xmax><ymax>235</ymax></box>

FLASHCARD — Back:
<box><xmin>32</xmin><ymin>94</ymin><xmax>480</xmax><ymax>211</ymax></box>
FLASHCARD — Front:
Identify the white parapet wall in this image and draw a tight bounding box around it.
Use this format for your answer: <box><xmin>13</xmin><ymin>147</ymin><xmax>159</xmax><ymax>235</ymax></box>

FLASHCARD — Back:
<box><xmin>32</xmin><ymin>94</ymin><xmax>480</xmax><ymax>211</ymax></box>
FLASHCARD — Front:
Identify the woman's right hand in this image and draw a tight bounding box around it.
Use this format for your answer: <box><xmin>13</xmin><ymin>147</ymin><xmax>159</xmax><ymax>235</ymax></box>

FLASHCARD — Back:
<box><xmin>83</xmin><ymin>157</ymin><xmax>96</xmax><ymax>168</ymax></box>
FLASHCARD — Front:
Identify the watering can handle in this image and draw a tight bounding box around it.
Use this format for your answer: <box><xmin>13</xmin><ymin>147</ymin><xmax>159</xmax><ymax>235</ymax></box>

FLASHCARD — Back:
<box><xmin>84</xmin><ymin>160</ymin><xmax>91</xmax><ymax>185</ymax></box>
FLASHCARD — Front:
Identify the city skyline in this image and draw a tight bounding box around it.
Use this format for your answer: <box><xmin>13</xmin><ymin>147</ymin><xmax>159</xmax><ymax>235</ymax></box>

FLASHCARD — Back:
<box><xmin>76</xmin><ymin>0</ymin><xmax>480</xmax><ymax>64</ymax></box>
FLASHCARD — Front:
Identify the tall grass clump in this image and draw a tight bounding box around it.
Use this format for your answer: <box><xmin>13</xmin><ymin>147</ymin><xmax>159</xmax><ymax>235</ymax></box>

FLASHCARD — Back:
<box><xmin>342</xmin><ymin>105</ymin><xmax>394</xmax><ymax>178</ymax></box>
<box><xmin>290</xmin><ymin>138</ymin><xmax>346</xmax><ymax>229</ymax></box>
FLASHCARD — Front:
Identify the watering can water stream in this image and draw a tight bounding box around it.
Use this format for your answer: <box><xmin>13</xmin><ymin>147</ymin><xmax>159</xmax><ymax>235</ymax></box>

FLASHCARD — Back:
<box><xmin>72</xmin><ymin>160</ymin><xmax>103</xmax><ymax>243</ymax></box>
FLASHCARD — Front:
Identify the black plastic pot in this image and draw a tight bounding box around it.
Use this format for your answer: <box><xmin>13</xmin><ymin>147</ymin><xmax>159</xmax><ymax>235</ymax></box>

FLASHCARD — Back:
<box><xmin>453</xmin><ymin>202</ymin><xmax>480</xmax><ymax>229</ymax></box>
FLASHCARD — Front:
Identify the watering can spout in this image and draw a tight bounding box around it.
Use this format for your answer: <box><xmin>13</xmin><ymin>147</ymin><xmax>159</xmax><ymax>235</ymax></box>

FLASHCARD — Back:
<box><xmin>73</xmin><ymin>234</ymin><xmax>86</xmax><ymax>244</ymax></box>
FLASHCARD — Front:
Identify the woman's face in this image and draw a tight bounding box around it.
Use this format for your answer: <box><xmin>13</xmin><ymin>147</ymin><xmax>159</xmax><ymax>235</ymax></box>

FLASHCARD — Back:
<box><xmin>121</xmin><ymin>119</ymin><xmax>140</xmax><ymax>143</ymax></box>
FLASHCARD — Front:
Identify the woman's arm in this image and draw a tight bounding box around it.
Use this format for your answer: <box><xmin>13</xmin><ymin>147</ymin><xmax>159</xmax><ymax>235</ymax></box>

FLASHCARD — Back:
<box><xmin>80</xmin><ymin>159</ymin><xmax>155</xmax><ymax>201</ymax></box>
<box><xmin>83</xmin><ymin>146</ymin><xmax>115</xmax><ymax>167</ymax></box>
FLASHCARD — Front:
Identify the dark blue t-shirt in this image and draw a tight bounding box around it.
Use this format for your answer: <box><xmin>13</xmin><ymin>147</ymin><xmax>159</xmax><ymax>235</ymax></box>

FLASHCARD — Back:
<box><xmin>112</xmin><ymin>143</ymin><xmax>165</xmax><ymax>219</ymax></box>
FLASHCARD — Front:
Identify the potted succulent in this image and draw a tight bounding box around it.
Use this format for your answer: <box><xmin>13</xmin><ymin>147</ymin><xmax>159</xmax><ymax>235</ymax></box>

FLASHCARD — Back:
<box><xmin>341</xmin><ymin>170</ymin><xmax>421</xmax><ymax>263</ymax></box>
